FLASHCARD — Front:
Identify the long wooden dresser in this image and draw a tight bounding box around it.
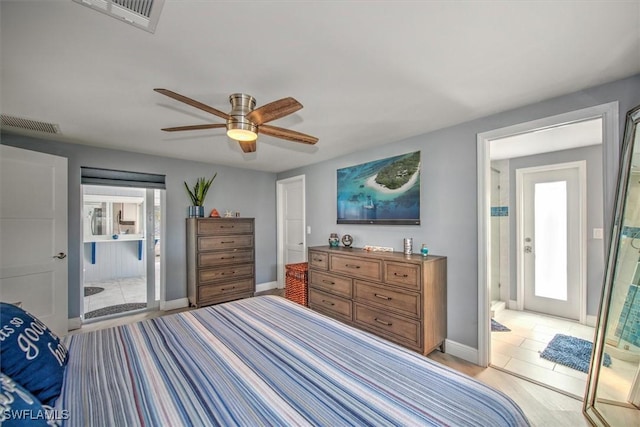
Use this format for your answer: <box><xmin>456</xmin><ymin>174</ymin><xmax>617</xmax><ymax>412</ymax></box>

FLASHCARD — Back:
<box><xmin>308</xmin><ymin>246</ymin><xmax>446</xmax><ymax>355</ymax></box>
<box><xmin>186</xmin><ymin>218</ymin><xmax>255</xmax><ymax>307</ymax></box>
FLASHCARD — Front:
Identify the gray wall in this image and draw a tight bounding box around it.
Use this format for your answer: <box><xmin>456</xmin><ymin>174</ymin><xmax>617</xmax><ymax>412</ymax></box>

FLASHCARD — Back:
<box><xmin>278</xmin><ymin>74</ymin><xmax>640</xmax><ymax>349</ymax></box>
<box><xmin>508</xmin><ymin>145</ymin><xmax>604</xmax><ymax>315</ymax></box>
<box><xmin>0</xmin><ymin>134</ymin><xmax>278</xmax><ymax>318</ymax></box>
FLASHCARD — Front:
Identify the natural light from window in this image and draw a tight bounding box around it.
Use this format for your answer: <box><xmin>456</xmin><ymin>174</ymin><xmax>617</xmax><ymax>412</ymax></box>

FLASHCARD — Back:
<box><xmin>534</xmin><ymin>180</ymin><xmax>568</xmax><ymax>300</ymax></box>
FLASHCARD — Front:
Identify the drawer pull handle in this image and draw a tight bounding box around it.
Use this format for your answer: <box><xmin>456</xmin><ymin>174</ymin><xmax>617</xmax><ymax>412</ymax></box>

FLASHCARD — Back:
<box><xmin>345</xmin><ymin>264</ymin><xmax>361</xmax><ymax>269</ymax></box>
<box><xmin>394</xmin><ymin>273</ymin><xmax>409</xmax><ymax>278</ymax></box>
<box><xmin>313</xmin><ymin>258</ymin><xmax>323</xmax><ymax>262</ymax></box>
<box><xmin>322</xmin><ymin>280</ymin><xmax>335</xmax><ymax>285</ymax></box>
<box><xmin>321</xmin><ymin>299</ymin><xmax>335</xmax><ymax>306</ymax></box>
<box><xmin>220</xmin><ymin>225</ymin><xmax>235</xmax><ymax>228</ymax></box>
<box><xmin>374</xmin><ymin>318</ymin><xmax>392</xmax><ymax>326</ymax></box>
<box><xmin>221</xmin><ymin>286</ymin><xmax>236</xmax><ymax>292</ymax></box>
<box><xmin>221</xmin><ymin>241</ymin><xmax>235</xmax><ymax>244</ymax></box>
<box><xmin>220</xmin><ymin>256</ymin><xmax>235</xmax><ymax>260</ymax></box>
<box><xmin>374</xmin><ymin>293</ymin><xmax>391</xmax><ymax>300</ymax></box>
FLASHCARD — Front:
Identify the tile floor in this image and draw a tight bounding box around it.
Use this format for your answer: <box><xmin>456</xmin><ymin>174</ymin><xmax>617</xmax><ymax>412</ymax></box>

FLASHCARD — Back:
<box><xmin>491</xmin><ymin>308</ymin><xmax>636</xmax><ymax>400</ymax></box>
<box><xmin>83</xmin><ymin>276</ymin><xmax>149</xmax><ymax>314</ymax></box>
<box><xmin>84</xmin><ymin>260</ymin><xmax>161</xmax><ymax>318</ymax></box>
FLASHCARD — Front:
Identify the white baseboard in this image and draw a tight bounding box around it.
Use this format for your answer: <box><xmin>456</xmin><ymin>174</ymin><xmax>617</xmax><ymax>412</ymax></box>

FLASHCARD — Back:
<box><xmin>68</xmin><ymin>317</ymin><xmax>82</xmax><ymax>331</ymax></box>
<box><xmin>444</xmin><ymin>339</ymin><xmax>479</xmax><ymax>365</ymax></box>
<box><xmin>256</xmin><ymin>281</ymin><xmax>279</xmax><ymax>293</ymax></box>
<box><xmin>508</xmin><ymin>299</ymin><xmax>518</xmax><ymax>310</ymax></box>
<box><xmin>161</xmin><ymin>298</ymin><xmax>189</xmax><ymax>311</ymax></box>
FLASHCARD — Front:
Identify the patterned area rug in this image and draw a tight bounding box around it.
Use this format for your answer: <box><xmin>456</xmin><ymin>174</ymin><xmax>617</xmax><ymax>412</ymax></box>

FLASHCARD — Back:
<box><xmin>491</xmin><ymin>319</ymin><xmax>511</xmax><ymax>332</ymax></box>
<box><xmin>84</xmin><ymin>286</ymin><xmax>104</xmax><ymax>297</ymax></box>
<box><xmin>85</xmin><ymin>303</ymin><xmax>146</xmax><ymax>319</ymax></box>
<box><xmin>540</xmin><ymin>333</ymin><xmax>611</xmax><ymax>373</ymax></box>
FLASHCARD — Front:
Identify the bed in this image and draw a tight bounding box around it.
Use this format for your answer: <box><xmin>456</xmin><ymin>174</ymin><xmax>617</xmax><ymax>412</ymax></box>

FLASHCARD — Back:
<box><xmin>52</xmin><ymin>296</ymin><xmax>529</xmax><ymax>426</ymax></box>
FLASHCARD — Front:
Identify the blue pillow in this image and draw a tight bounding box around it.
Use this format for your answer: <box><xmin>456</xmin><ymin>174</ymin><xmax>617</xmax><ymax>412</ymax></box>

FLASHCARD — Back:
<box><xmin>0</xmin><ymin>303</ymin><xmax>68</xmax><ymax>406</ymax></box>
<box><xmin>0</xmin><ymin>373</ymin><xmax>50</xmax><ymax>426</ymax></box>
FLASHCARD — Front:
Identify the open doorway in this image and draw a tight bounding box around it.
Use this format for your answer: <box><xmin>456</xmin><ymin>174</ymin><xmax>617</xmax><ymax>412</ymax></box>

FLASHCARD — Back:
<box><xmin>276</xmin><ymin>175</ymin><xmax>307</xmax><ymax>290</ymax></box>
<box><xmin>82</xmin><ymin>185</ymin><xmax>163</xmax><ymax>321</ymax></box>
<box><xmin>478</xmin><ymin>103</ymin><xmax>619</xmax><ymax>397</ymax></box>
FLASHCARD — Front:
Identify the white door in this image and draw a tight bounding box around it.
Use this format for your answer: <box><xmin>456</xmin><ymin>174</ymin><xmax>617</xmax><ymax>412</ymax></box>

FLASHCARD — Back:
<box><xmin>517</xmin><ymin>161</ymin><xmax>585</xmax><ymax>321</ymax></box>
<box><xmin>277</xmin><ymin>175</ymin><xmax>306</xmax><ymax>287</ymax></box>
<box><xmin>0</xmin><ymin>145</ymin><xmax>68</xmax><ymax>336</ymax></box>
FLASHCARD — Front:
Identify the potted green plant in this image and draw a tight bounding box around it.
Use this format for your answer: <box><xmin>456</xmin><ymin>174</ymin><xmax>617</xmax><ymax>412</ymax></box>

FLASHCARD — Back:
<box><xmin>185</xmin><ymin>173</ymin><xmax>217</xmax><ymax>217</ymax></box>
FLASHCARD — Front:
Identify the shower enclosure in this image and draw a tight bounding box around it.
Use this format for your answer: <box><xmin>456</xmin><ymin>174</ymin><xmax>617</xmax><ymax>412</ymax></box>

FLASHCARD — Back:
<box><xmin>604</xmin><ymin>169</ymin><xmax>640</xmax><ymax>363</ymax></box>
<box><xmin>585</xmin><ymin>104</ymin><xmax>640</xmax><ymax>426</ymax></box>
<box><xmin>490</xmin><ymin>160</ymin><xmax>510</xmax><ymax>313</ymax></box>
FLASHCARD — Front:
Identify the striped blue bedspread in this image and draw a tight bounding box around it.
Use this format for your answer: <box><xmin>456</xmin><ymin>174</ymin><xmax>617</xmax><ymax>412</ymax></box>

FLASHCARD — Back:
<box><xmin>58</xmin><ymin>296</ymin><xmax>529</xmax><ymax>426</ymax></box>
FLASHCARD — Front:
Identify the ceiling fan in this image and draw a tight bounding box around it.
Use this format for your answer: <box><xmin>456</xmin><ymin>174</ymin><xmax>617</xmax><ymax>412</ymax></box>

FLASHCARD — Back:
<box><xmin>154</xmin><ymin>88</ymin><xmax>318</xmax><ymax>153</ymax></box>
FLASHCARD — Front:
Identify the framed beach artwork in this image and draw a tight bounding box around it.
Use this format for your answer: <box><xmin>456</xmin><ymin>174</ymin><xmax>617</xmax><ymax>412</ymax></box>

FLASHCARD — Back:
<box><xmin>337</xmin><ymin>151</ymin><xmax>421</xmax><ymax>225</ymax></box>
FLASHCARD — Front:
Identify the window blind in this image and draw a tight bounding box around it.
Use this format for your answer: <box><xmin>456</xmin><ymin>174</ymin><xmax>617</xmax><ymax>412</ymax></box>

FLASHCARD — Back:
<box><xmin>81</xmin><ymin>167</ymin><xmax>166</xmax><ymax>189</ymax></box>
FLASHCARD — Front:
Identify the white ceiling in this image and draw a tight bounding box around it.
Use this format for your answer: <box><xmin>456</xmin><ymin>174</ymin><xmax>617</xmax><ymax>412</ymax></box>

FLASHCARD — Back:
<box><xmin>1</xmin><ymin>1</ymin><xmax>639</xmax><ymax>173</ymax></box>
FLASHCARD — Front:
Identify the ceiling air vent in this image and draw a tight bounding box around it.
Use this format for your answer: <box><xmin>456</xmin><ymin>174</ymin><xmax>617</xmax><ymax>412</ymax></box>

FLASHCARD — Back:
<box><xmin>1</xmin><ymin>115</ymin><xmax>61</xmax><ymax>134</ymax></box>
<box><xmin>73</xmin><ymin>0</ymin><xmax>165</xmax><ymax>33</ymax></box>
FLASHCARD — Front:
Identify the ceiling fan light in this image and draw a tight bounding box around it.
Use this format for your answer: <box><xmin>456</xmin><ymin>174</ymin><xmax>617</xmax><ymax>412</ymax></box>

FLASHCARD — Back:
<box><xmin>227</xmin><ymin>128</ymin><xmax>257</xmax><ymax>141</ymax></box>
<box><xmin>227</xmin><ymin>118</ymin><xmax>257</xmax><ymax>142</ymax></box>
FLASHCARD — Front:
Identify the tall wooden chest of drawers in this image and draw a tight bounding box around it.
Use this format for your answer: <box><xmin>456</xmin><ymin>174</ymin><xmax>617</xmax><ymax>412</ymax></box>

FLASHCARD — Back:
<box><xmin>308</xmin><ymin>246</ymin><xmax>446</xmax><ymax>355</ymax></box>
<box><xmin>186</xmin><ymin>218</ymin><xmax>255</xmax><ymax>307</ymax></box>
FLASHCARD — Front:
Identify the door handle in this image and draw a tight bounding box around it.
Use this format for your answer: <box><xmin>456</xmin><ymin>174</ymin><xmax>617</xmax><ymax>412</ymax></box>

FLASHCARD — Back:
<box><xmin>524</xmin><ymin>246</ymin><xmax>533</xmax><ymax>254</ymax></box>
<box><xmin>53</xmin><ymin>252</ymin><xmax>67</xmax><ymax>259</ymax></box>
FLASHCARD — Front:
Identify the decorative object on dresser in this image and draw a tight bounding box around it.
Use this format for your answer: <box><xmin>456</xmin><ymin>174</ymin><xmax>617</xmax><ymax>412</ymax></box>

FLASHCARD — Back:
<box><xmin>341</xmin><ymin>234</ymin><xmax>353</xmax><ymax>248</ymax></box>
<box><xmin>328</xmin><ymin>233</ymin><xmax>340</xmax><ymax>247</ymax></box>
<box><xmin>421</xmin><ymin>244</ymin><xmax>429</xmax><ymax>256</ymax></box>
<box><xmin>308</xmin><ymin>245</ymin><xmax>446</xmax><ymax>355</ymax></box>
<box><xmin>184</xmin><ymin>173</ymin><xmax>217</xmax><ymax>218</ymax></box>
<box><xmin>403</xmin><ymin>237</ymin><xmax>413</xmax><ymax>255</ymax></box>
<box><xmin>362</xmin><ymin>245</ymin><xmax>394</xmax><ymax>252</ymax></box>
<box><xmin>186</xmin><ymin>217</ymin><xmax>255</xmax><ymax>307</ymax></box>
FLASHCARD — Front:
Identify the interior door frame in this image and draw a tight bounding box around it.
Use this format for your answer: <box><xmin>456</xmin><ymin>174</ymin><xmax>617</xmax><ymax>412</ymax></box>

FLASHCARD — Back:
<box><xmin>276</xmin><ymin>174</ymin><xmax>306</xmax><ymax>288</ymax></box>
<box><xmin>515</xmin><ymin>160</ymin><xmax>587</xmax><ymax>321</ymax></box>
<box><xmin>157</xmin><ymin>189</ymin><xmax>167</xmax><ymax>310</ymax></box>
<box><xmin>476</xmin><ymin>102</ymin><xmax>619</xmax><ymax>367</ymax></box>
<box><xmin>79</xmin><ymin>184</ymin><xmax>165</xmax><ymax>318</ymax></box>
<box><xmin>145</xmin><ymin>188</ymin><xmax>160</xmax><ymax>310</ymax></box>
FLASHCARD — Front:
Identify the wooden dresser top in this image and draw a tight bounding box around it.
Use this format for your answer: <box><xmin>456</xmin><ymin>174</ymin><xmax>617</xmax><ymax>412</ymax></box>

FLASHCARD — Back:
<box><xmin>308</xmin><ymin>246</ymin><xmax>445</xmax><ymax>265</ymax></box>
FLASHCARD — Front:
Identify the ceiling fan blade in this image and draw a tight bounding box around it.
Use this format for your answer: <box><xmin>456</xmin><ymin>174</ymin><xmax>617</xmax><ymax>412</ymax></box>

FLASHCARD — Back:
<box><xmin>238</xmin><ymin>140</ymin><xmax>257</xmax><ymax>153</ymax></box>
<box><xmin>154</xmin><ymin>88</ymin><xmax>230</xmax><ymax>120</ymax></box>
<box><xmin>246</xmin><ymin>97</ymin><xmax>302</xmax><ymax>126</ymax></box>
<box><xmin>259</xmin><ymin>124</ymin><xmax>318</xmax><ymax>145</ymax></box>
<box><xmin>161</xmin><ymin>124</ymin><xmax>227</xmax><ymax>132</ymax></box>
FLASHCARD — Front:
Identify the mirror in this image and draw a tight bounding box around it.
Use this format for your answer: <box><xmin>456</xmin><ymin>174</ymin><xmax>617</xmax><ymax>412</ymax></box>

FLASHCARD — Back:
<box><xmin>584</xmin><ymin>105</ymin><xmax>640</xmax><ymax>426</ymax></box>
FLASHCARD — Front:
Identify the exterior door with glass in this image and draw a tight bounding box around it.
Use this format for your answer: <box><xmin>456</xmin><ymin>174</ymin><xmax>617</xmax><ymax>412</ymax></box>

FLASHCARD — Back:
<box><xmin>518</xmin><ymin>161</ymin><xmax>585</xmax><ymax>321</ymax></box>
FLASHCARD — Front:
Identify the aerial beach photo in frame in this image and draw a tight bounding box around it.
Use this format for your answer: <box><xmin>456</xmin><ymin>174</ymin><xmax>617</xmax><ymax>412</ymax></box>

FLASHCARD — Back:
<box><xmin>337</xmin><ymin>151</ymin><xmax>421</xmax><ymax>225</ymax></box>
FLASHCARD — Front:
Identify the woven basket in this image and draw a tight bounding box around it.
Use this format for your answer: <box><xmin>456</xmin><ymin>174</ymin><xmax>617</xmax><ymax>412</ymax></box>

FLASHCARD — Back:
<box><xmin>285</xmin><ymin>262</ymin><xmax>308</xmax><ymax>306</ymax></box>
